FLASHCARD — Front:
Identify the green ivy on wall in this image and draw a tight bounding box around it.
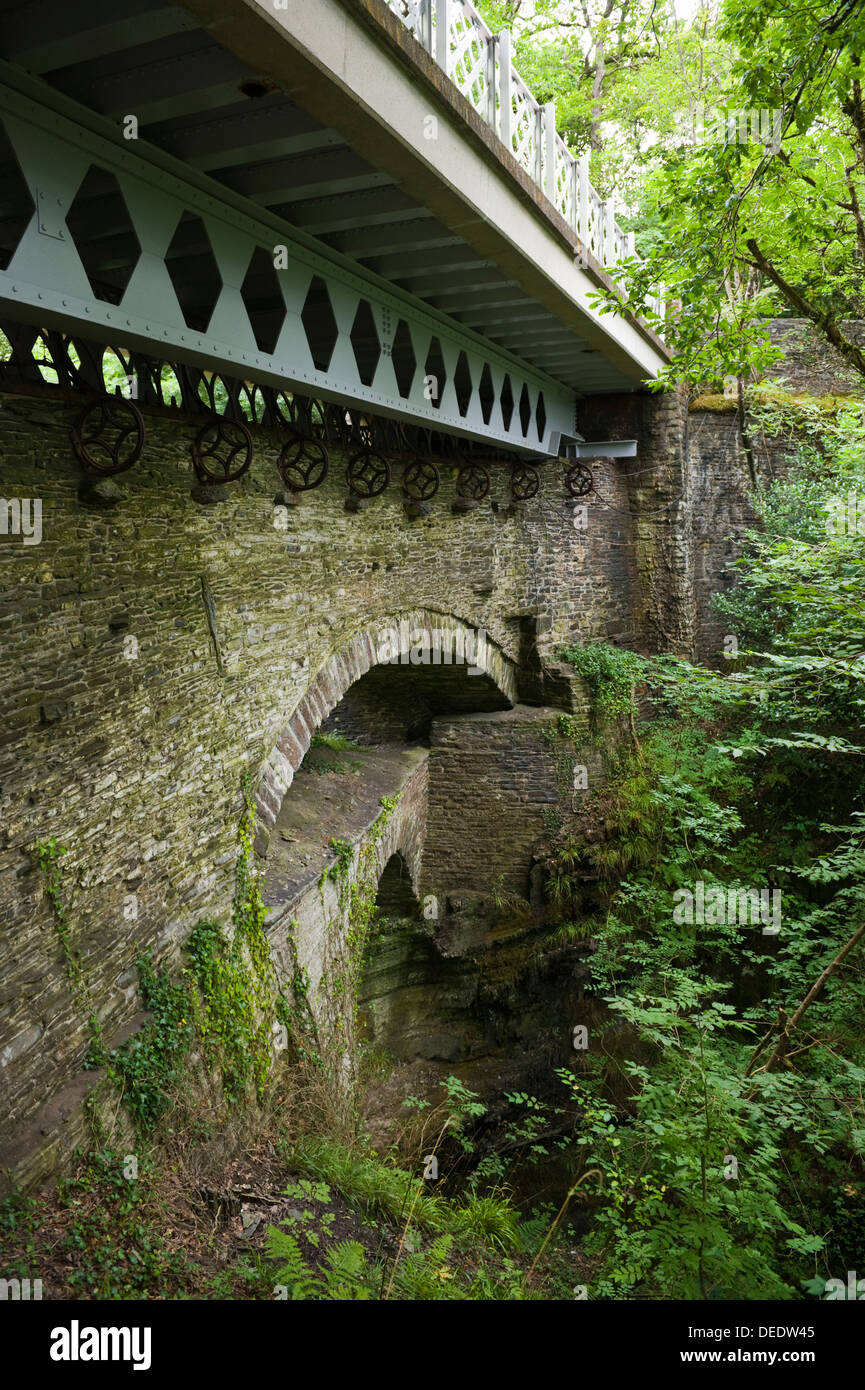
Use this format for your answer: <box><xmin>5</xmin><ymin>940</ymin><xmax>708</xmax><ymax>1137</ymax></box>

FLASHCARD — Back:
<box><xmin>560</xmin><ymin>643</ymin><xmax>647</xmax><ymax>722</ymax></box>
<box><xmin>103</xmin><ymin>786</ymin><xmax>285</xmax><ymax>1135</ymax></box>
<box><xmin>314</xmin><ymin>795</ymin><xmax>399</xmax><ymax>1130</ymax></box>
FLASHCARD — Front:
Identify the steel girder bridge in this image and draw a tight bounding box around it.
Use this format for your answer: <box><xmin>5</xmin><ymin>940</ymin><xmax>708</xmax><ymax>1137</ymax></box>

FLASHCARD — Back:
<box><xmin>0</xmin><ymin>0</ymin><xmax>670</xmax><ymax>497</ymax></box>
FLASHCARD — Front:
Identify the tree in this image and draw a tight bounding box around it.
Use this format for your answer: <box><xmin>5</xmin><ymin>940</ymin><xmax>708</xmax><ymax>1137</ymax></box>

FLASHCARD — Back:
<box><xmin>476</xmin><ymin>0</ymin><xmax>698</xmax><ymax>185</ymax></box>
<box><xmin>593</xmin><ymin>0</ymin><xmax>865</xmax><ymax>388</ymax></box>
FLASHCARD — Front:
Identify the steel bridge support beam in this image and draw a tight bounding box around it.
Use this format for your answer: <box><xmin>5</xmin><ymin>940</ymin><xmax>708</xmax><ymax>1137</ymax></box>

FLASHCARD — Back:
<box><xmin>0</xmin><ymin>70</ymin><xmax>577</xmax><ymax>456</ymax></box>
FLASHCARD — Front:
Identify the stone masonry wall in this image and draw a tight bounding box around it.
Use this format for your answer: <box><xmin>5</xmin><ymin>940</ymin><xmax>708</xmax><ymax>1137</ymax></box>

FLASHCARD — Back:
<box><xmin>0</xmin><ymin>384</ymin><xmax>686</xmax><ymax>1180</ymax></box>
<box><xmin>265</xmin><ymin>752</ymin><xmax>429</xmax><ymax>1049</ymax></box>
<box><xmin>765</xmin><ymin>319</ymin><xmax>865</xmax><ymax>397</ymax></box>
<box><xmin>684</xmin><ymin>320</ymin><xmax>865</xmax><ymax>664</ymax></box>
<box><xmin>685</xmin><ymin>407</ymin><xmax>759</xmax><ymax>665</ymax></box>
<box><xmin>579</xmin><ymin>386</ymin><xmax>695</xmax><ymax>658</ymax></box>
<box><xmin>423</xmin><ymin>706</ymin><xmax>601</xmax><ymax>900</ymax></box>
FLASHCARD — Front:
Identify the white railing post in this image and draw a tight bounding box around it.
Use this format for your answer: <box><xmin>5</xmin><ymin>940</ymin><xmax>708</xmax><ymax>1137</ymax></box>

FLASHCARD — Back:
<box><xmin>436</xmin><ymin>0</ymin><xmax>450</xmax><ymax>76</ymax></box>
<box><xmin>569</xmin><ymin>156</ymin><xmax>579</xmax><ymax>236</ymax></box>
<box><xmin>497</xmin><ymin>29</ymin><xmax>511</xmax><ymax>151</ymax></box>
<box><xmin>578</xmin><ymin>154</ymin><xmax>590</xmax><ymax>252</ymax></box>
<box><xmin>381</xmin><ymin>0</ymin><xmax>661</xmax><ymax>339</ymax></box>
<box><xmin>485</xmin><ymin>28</ymin><xmax>496</xmax><ymax>127</ymax></box>
<box><xmin>603</xmin><ymin>197</ymin><xmax>616</xmax><ymax>267</ymax></box>
<box><xmin>542</xmin><ymin>102</ymin><xmax>556</xmax><ymax>202</ymax></box>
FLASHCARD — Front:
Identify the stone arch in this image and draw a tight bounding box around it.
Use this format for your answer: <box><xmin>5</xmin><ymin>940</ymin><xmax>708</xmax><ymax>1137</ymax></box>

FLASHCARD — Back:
<box><xmin>375</xmin><ymin>851</ymin><xmax>420</xmax><ymax>917</ymax></box>
<box><xmin>254</xmin><ymin>609</ymin><xmax>518</xmax><ymax>844</ymax></box>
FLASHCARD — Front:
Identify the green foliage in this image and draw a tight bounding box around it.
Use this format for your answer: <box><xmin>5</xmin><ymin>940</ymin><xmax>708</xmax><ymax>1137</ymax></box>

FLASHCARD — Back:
<box><xmin>182</xmin><ymin>787</ymin><xmax>279</xmax><ymax>1104</ymax></box>
<box><xmin>557</xmin><ymin>713</ymin><xmax>584</xmax><ymax>741</ymax></box>
<box><xmin>232</xmin><ymin>790</ymin><xmax>281</xmax><ymax>1096</ymax></box>
<box><xmin>108</xmin><ymin>954</ymin><xmax>193</xmax><ymax>1134</ymax></box>
<box><xmin>561</xmin><ymin>642</ymin><xmax>648</xmax><ymax>721</ymax></box>
<box><xmin>439</xmin><ymin>1074</ymin><xmax>488</xmax><ymax>1154</ymax></box>
<box><xmin>311</xmin><ymin>732</ymin><xmax>361</xmax><ymax>751</ymax></box>
<box><xmin>0</xmin><ymin>1188</ymin><xmax>39</xmax><ymax>1280</ymax></box>
<box><xmin>528</xmin><ymin>402</ymin><xmax>865</xmax><ymax>1298</ymax></box>
<box><xmin>548</xmin><ymin>709</ymin><xmax>864</xmax><ymax>1296</ymax></box>
<box><xmin>456</xmin><ymin>1195</ymin><xmax>521</xmax><ymax>1252</ymax></box>
<box><xmin>473</xmin><ymin>0</ymin><xmax>723</xmax><ymax>211</ymax></box>
<box><xmin>267</xmin><ymin>1228</ymin><xmax>373</xmax><ymax>1300</ymax></box>
<box><xmin>314</xmin><ymin>796</ymin><xmax>401</xmax><ymax>1125</ymax></box>
<box><xmin>288</xmin><ymin>1133</ymin><xmax>453</xmax><ymax>1233</ymax></box>
<box><xmin>303</xmin><ymin>756</ymin><xmax>362</xmax><ymax>776</ymax></box>
<box><xmin>185</xmin><ymin>919</ymin><xmax>262</xmax><ymax>1105</ymax></box>
<box><xmin>108</xmin><ymin>785</ymin><xmax>282</xmax><ymax>1133</ymax></box>
<box><xmin>287</xmin><ymin>1127</ymin><xmax>523</xmax><ymax>1258</ymax></box>
<box><xmin>590</xmin><ymin>0</ymin><xmax>865</xmax><ymax>386</ymax></box>
<box><xmin>322</xmin><ymin>838</ymin><xmax>354</xmax><ymax>891</ymax></box>
<box><xmin>56</xmin><ymin>1151</ymin><xmax>189</xmax><ymax>1299</ymax></box>
<box><xmin>275</xmin><ymin>1179</ymin><xmax>337</xmax><ymax>1250</ymax></box>
<box><xmin>279</xmin><ymin>920</ymin><xmax>319</xmax><ymax>1065</ymax></box>
<box><xmin>708</xmin><ymin>407</ymin><xmax>865</xmax><ymax>732</ymax></box>
<box><xmin>268</xmin><ymin>1130</ymin><xmax>528</xmax><ymax>1300</ymax></box>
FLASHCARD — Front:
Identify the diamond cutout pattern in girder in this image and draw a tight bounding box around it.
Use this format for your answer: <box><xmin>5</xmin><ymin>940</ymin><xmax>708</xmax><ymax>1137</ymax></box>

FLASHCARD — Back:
<box><xmin>350</xmin><ymin>299</ymin><xmax>380</xmax><ymax>386</ymax></box>
<box><xmin>66</xmin><ymin>165</ymin><xmax>141</xmax><ymax>305</ymax></box>
<box><xmin>165</xmin><ymin>212</ymin><xmax>222</xmax><ymax>333</ymax></box>
<box><xmin>500</xmin><ymin>374</ymin><xmax>514</xmax><ymax>430</ymax></box>
<box><xmin>391</xmin><ymin>319</ymin><xmax>416</xmax><ymax>398</ymax></box>
<box><xmin>478</xmin><ymin>363</ymin><xmax>495</xmax><ymax>424</ymax></box>
<box><xmin>424</xmin><ymin>336</ymin><xmax>447</xmax><ymax>409</ymax></box>
<box><xmin>519</xmin><ymin>383</ymin><xmax>532</xmax><ymax>437</ymax></box>
<box><xmin>454</xmin><ymin>350</ymin><xmax>472</xmax><ymax>418</ymax></box>
<box><xmin>0</xmin><ymin>120</ymin><xmax>35</xmax><ymax>272</ymax></box>
<box><xmin>301</xmin><ymin>275</ymin><xmax>339</xmax><ymax>372</ymax></box>
<box><xmin>536</xmin><ymin>392</ymin><xmax>546</xmax><ymax>441</ymax></box>
<box><xmin>241</xmin><ymin>246</ymin><xmax>286</xmax><ymax>356</ymax></box>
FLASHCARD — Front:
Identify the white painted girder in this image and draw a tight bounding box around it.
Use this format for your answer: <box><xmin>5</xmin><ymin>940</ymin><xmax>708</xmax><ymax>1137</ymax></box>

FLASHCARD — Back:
<box><xmin>0</xmin><ymin>68</ymin><xmax>578</xmax><ymax>454</ymax></box>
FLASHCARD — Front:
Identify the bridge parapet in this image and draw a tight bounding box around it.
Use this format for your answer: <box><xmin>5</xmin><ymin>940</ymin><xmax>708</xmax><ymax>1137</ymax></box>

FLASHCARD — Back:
<box><xmin>384</xmin><ymin>0</ymin><xmax>665</xmax><ymax>319</ymax></box>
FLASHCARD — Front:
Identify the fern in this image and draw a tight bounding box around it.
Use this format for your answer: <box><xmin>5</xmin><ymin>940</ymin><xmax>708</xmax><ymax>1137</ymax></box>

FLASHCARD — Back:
<box><xmin>391</xmin><ymin>1234</ymin><xmax>461</xmax><ymax>1301</ymax></box>
<box><xmin>265</xmin><ymin>1227</ymin><xmax>319</xmax><ymax>1300</ymax></box>
<box><xmin>321</xmin><ymin>1240</ymin><xmax>374</xmax><ymax>1300</ymax></box>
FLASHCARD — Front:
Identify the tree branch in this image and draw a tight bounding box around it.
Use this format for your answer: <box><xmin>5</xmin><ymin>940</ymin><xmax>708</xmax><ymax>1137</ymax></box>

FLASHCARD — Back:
<box><xmin>747</xmin><ymin>921</ymin><xmax>865</xmax><ymax>1078</ymax></box>
<box><xmin>745</xmin><ymin>238</ymin><xmax>865</xmax><ymax>379</ymax></box>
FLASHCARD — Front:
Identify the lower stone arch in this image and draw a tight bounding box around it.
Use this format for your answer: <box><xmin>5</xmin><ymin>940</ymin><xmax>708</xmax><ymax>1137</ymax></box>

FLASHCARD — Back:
<box><xmin>375</xmin><ymin>851</ymin><xmax>420</xmax><ymax>917</ymax></box>
<box><xmin>253</xmin><ymin>609</ymin><xmax>518</xmax><ymax>849</ymax></box>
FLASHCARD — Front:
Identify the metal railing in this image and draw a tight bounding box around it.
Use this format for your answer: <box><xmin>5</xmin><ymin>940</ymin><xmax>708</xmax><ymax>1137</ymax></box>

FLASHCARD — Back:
<box><xmin>384</xmin><ymin>0</ymin><xmax>665</xmax><ymax>322</ymax></box>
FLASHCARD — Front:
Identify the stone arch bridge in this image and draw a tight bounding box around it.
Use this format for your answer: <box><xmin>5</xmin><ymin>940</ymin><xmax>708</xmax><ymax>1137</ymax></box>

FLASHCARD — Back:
<box><xmin>0</xmin><ymin>0</ymin><xmax>748</xmax><ymax>1184</ymax></box>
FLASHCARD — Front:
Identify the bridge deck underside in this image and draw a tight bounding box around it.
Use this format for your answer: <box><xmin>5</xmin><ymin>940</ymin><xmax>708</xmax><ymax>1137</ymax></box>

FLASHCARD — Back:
<box><xmin>0</xmin><ymin>0</ymin><xmax>647</xmax><ymax>398</ymax></box>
